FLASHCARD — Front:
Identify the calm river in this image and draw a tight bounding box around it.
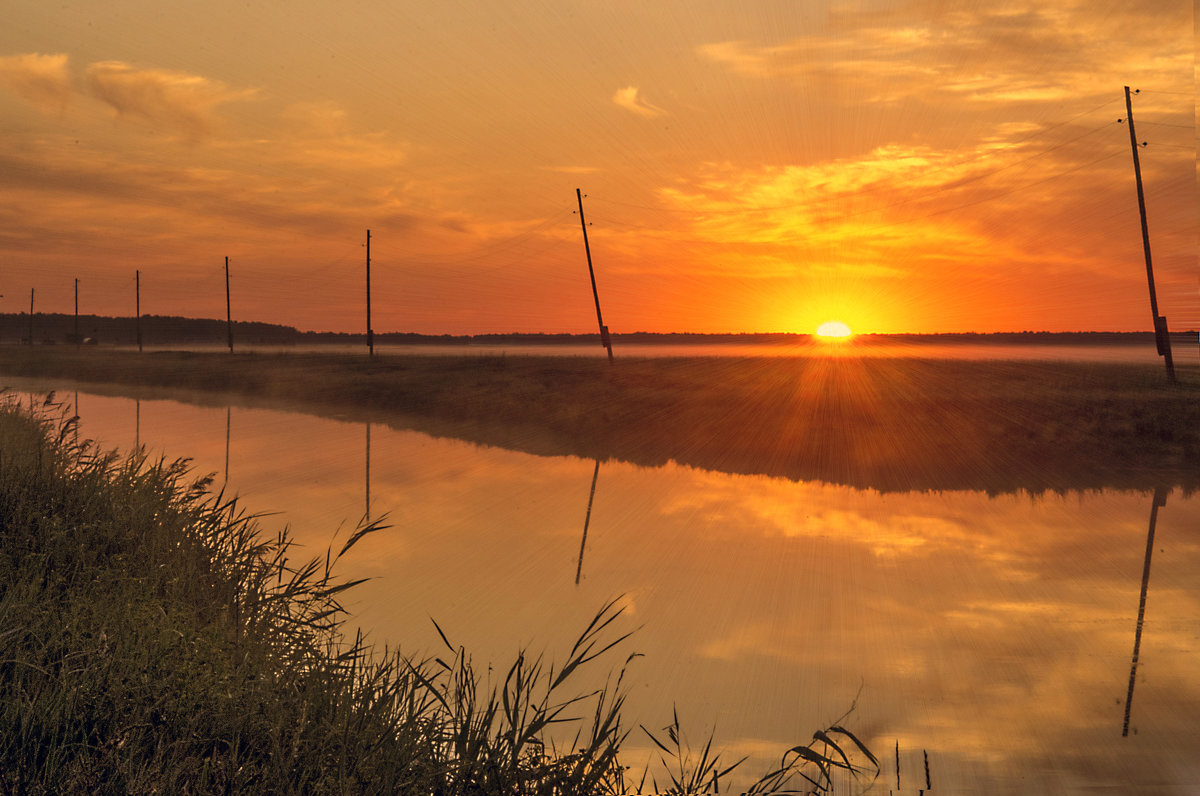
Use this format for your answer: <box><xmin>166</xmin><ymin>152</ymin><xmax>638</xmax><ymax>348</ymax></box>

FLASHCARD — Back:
<box><xmin>5</xmin><ymin>377</ymin><xmax>1199</xmax><ymax>794</ymax></box>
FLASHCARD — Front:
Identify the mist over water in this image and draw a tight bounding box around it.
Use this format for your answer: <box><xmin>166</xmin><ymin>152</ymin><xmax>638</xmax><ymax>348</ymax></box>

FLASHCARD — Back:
<box><xmin>8</xmin><ymin>377</ymin><xmax>1199</xmax><ymax>794</ymax></box>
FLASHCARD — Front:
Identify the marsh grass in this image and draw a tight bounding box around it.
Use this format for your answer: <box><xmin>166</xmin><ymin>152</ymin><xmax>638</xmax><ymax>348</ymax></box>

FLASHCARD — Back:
<box><xmin>0</xmin><ymin>398</ymin><xmax>877</xmax><ymax>794</ymax></box>
<box><xmin>640</xmin><ymin>708</ymin><xmax>877</xmax><ymax>795</ymax></box>
<box><xmin>2</xmin><ymin>347</ymin><xmax>1197</xmax><ymax>492</ymax></box>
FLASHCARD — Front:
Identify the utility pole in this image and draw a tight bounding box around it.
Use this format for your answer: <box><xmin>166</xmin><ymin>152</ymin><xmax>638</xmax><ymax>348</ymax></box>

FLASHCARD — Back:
<box><xmin>28</xmin><ymin>288</ymin><xmax>34</xmax><ymax>345</ymax></box>
<box><xmin>136</xmin><ymin>270</ymin><xmax>143</xmax><ymax>352</ymax></box>
<box><xmin>225</xmin><ymin>256</ymin><xmax>234</xmax><ymax>353</ymax></box>
<box><xmin>575</xmin><ymin>189</ymin><xmax>613</xmax><ymax>362</ymax></box>
<box><xmin>366</xmin><ymin>229</ymin><xmax>374</xmax><ymax>357</ymax></box>
<box><xmin>74</xmin><ymin>277</ymin><xmax>79</xmax><ymax>349</ymax></box>
<box><xmin>1123</xmin><ymin>86</ymin><xmax>1175</xmax><ymax>383</ymax></box>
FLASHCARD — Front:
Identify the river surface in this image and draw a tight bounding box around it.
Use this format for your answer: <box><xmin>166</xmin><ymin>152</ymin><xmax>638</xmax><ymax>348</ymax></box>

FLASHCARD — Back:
<box><xmin>5</xmin><ymin>377</ymin><xmax>1199</xmax><ymax>794</ymax></box>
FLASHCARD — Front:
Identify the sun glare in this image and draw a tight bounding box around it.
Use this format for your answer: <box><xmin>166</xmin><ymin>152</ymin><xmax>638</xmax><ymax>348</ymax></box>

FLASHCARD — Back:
<box><xmin>815</xmin><ymin>320</ymin><xmax>853</xmax><ymax>339</ymax></box>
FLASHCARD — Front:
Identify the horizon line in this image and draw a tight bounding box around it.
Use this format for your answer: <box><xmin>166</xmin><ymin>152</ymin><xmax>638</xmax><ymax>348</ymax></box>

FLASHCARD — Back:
<box><xmin>1</xmin><ymin>311</ymin><xmax>1195</xmax><ymax>338</ymax></box>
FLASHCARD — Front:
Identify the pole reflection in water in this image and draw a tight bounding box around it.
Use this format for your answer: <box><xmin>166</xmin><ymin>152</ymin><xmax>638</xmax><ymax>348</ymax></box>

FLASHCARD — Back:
<box><xmin>1122</xmin><ymin>485</ymin><xmax>1167</xmax><ymax>737</ymax></box>
<box><xmin>224</xmin><ymin>406</ymin><xmax>231</xmax><ymax>484</ymax></box>
<box><xmin>576</xmin><ymin>459</ymin><xmax>600</xmax><ymax>585</ymax></box>
<box><xmin>365</xmin><ymin>422</ymin><xmax>372</xmax><ymax>523</ymax></box>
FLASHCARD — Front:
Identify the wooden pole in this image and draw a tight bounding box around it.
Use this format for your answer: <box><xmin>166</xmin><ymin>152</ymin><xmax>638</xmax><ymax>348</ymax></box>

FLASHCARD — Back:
<box><xmin>136</xmin><ymin>270</ymin><xmax>143</xmax><ymax>352</ymax></box>
<box><xmin>576</xmin><ymin>189</ymin><xmax>614</xmax><ymax>362</ymax></box>
<box><xmin>74</xmin><ymin>278</ymin><xmax>79</xmax><ymax>348</ymax></box>
<box><xmin>1123</xmin><ymin>86</ymin><xmax>1175</xmax><ymax>383</ymax></box>
<box><xmin>225</xmin><ymin>256</ymin><xmax>234</xmax><ymax>353</ymax></box>
<box><xmin>366</xmin><ymin>229</ymin><xmax>374</xmax><ymax>357</ymax></box>
<box><xmin>28</xmin><ymin>288</ymin><xmax>34</xmax><ymax>345</ymax></box>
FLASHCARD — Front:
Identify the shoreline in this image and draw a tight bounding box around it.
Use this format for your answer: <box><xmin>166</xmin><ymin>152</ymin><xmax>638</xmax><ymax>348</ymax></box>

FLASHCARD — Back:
<box><xmin>2</xmin><ymin>347</ymin><xmax>1198</xmax><ymax>494</ymax></box>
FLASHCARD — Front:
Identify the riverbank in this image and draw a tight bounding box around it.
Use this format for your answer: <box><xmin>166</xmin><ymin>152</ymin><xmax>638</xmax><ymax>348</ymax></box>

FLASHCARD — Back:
<box><xmin>2</xmin><ymin>347</ymin><xmax>1198</xmax><ymax>493</ymax></box>
<box><xmin>0</xmin><ymin>402</ymin><xmax>875</xmax><ymax>793</ymax></box>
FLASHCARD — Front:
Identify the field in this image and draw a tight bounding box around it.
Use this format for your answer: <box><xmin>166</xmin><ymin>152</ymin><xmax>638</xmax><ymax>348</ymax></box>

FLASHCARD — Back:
<box><xmin>2</xmin><ymin>346</ymin><xmax>1198</xmax><ymax>493</ymax></box>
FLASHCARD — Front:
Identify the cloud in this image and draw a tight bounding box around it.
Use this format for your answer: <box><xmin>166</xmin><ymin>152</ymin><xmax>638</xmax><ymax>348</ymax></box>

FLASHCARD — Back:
<box><xmin>542</xmin><ymin>165</ymin><xmax>600</xmax><ymax>175</ymax></box>
<box><xmin>270</xmin><ymin>101</ymin><xmax>410</xmax><ymax>173</ymax></box>
<box><xmin>280</xmin><ymin>100</ymin><xmax>349</xmax><ymax>137</ymax></box>
<box><xmin>0</xmin><ymin>53</ymin><xmax>73</xmax><ymax>112</ymax></box>
<box><xmin>696</xmin><ymin>40</ymin><xmax>792</xmax><ymax>79</ymax></box>
<box><xmin>612</xmin><ymin>86</ymin><xmax>665</xmax><ymax>117</ymax></box>
<box><xmin>698</xmin><ymin>1</ymin><xmax>1191</xmax><ymax>106</ymax></box>
<box><xmin>83</xmin><ymin>61</ymin><xmax>257</xmax><ymax>138</ymax></box>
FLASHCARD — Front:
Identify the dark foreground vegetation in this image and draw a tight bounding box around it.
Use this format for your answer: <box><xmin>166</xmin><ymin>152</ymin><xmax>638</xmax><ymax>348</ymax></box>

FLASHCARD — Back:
<box><xmin>3</xmin><ymin>347</ymin><xmax>1199</xmax><ymax>493</ymax></box>
<box><xmin>0</xmin><ymin>403</ymin><xmax>877</xmax><ymax>794</ymax></box>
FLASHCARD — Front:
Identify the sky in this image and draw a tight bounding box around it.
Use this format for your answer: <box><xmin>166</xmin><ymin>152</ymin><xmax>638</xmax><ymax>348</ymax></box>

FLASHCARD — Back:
<box><xmin>0</xmin><ymin>0</ymin><xmax>1195</xmax><ymax>335</ymax></box>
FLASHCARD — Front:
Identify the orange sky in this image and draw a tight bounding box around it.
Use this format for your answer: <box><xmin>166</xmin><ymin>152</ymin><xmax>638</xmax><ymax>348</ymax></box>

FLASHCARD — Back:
<box><xmin>0</xmin><ymin>0</ymin><xmax>1195</xmax><ymax>334</ymax></box>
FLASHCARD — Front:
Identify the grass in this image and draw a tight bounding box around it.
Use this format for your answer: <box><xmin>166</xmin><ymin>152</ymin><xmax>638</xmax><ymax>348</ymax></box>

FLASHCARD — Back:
<box><xmin>0</xmin><ymin>398</ymin><xmax>878</xmax><ymax>794</ymax></box>
<box><xmin>3</xmin><ymin>346</ymin><xmax>1197</xmax><ymax>493</ymax></box>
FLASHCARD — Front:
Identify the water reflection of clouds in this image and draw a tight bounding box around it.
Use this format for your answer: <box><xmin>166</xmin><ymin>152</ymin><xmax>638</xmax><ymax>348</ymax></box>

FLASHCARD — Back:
<box><xmin>11</xmin><ymin>383</ymin><xmax>1200</xmax><ymax>793</ymax></box>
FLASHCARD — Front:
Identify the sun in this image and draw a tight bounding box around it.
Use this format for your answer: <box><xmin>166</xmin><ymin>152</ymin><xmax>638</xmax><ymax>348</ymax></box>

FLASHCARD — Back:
<box><xmin>815</xmin><ymin>320</ymin><xmax>853</xmax><ymax>339</ymax></box>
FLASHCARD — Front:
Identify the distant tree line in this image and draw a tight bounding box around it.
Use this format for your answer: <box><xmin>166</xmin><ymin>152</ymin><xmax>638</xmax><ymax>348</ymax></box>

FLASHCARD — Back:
<box><xmin>0</xmin><ymin>312</ymin><xmax>1192</xmax><ymax>347</ymax></box>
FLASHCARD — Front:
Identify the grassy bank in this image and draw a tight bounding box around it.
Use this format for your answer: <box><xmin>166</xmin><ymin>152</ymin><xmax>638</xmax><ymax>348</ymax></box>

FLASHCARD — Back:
<box><xmin>0</xmin><ymin>403</ymin><xmax>876</xmax><ymax>794</ymax></box>
<box><xmin>2</xmin><ymin>347</ymin><xmax>1199</xmax><ymax>492</ymax></box>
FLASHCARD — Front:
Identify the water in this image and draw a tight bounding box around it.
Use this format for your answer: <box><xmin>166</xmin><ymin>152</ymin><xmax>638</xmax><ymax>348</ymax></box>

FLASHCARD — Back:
<box><xmin>6</xmin><ymin>379</ymin><xmax>1199</xmax><ymax>793</ymax></box>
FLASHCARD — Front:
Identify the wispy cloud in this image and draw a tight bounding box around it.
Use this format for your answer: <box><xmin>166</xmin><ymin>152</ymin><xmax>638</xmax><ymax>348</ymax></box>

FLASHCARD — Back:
<box><xmin>280</xmin><ymin>100</ymin><xmax>349</xmax><ymax>137</ymax></box>
<box><xmin>698</xmin><ymin>1</ymin><xmax>1191</xmax><ymax>106</ymax></box>
<box><xmin>83</xmin><ymin>61</ymin><xmax>257</xmax><ymax>139</ymax></box>
<box><xmin>0</xmin><ymin>53</ymin><xmax>73</xmax><ymax>112</ymax></box>
<box><xmin>612</xmin><ymin>86</ymin><xmax>666</xmax><ymax>117</ymax></box>
<box><xmin>543</xmin><ymin>165</ymin><xmax>600</xmax><ymax>175</ymax></box>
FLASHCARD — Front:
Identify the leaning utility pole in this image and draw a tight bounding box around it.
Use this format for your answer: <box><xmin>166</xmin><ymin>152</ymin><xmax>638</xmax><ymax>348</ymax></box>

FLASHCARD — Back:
<box><xmin>74</xmin><ymin>278</ymin><xmax>79</xmax><ymax>349</ymax></box>
<box><xmin>28</xmin><ymin>288</ymin><xmax>34</xmax><ymax>345</ymax></box>
<box><xmin>1123</xmin><ymin>86</ymin><xmax>1175</xmax><ymax>384</ymax></box>
<box><xmin>135</xmin><ymin>270</ymin><xmax>143</xmax><ymax>352</ymax></box>
<box><xmin>224</xmin><ymin>256</ymin><xmax>234</xmax><ymax>354</ymax></box>
<box><xmin>575</xmin><ymin>189</ymin><xmax>613</xmax><ymax>362</ymax></box>
<box><xmin>366</xmin><ymin>229</ymin><xmax>374</xmax><ymax>357</ymax></box>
